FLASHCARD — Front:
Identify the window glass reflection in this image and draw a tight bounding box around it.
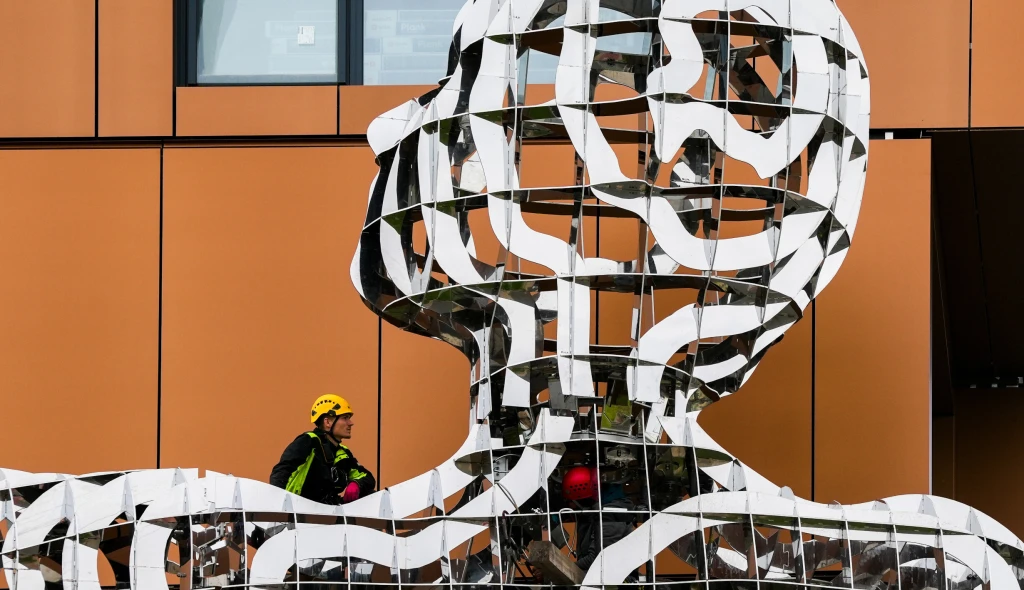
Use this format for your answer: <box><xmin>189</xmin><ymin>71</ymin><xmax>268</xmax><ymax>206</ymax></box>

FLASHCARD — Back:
<box><xmin>363</xmin><ymin>0</ymin><xmax>464</xmax><ymax>85</ymax></box>
<box><xmin>198</xmin><ymin>0</ymin><xmax>338</xmax><ymax>84</ymax></box>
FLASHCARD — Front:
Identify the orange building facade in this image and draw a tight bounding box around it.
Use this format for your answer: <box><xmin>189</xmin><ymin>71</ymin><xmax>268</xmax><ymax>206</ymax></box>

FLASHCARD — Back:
<box><xmin>0</xmin><ymin>0</ymin><xmax>1018</xmax><ymax>541</ymax></box>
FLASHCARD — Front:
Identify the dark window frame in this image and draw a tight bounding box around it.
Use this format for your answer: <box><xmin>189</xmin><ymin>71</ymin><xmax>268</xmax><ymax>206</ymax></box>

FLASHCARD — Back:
<box><xmin>175</xmin><ymin>0</ymin><xmax>364</xmax><ymax>86</ymax></box>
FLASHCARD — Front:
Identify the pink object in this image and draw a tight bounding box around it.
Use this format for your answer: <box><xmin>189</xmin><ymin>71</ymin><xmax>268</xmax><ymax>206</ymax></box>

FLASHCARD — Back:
<box><xmin>342</xmin><ymin>482</ymin><xmax>360</xmax><ymax>503</ymax></box>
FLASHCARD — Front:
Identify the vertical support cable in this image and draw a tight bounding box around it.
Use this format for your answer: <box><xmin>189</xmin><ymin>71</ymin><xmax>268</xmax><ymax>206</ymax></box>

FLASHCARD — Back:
<box><xmin>94</xmin><ymin>0</ymin><xmax>100</xmax><ymax>137</ymax></box>
<box><xmin>968</xmin><ymin>0</ymin><xmax>974</xmax><ymax>128</ymax></box>
<box><xmin>376</xmin><ymin>316</ymin><xmax>382</xmax><ymax>490</ymax></box>
<box><xmin>157</xmin><ymin>144</ymin><xmax>165</xmax><ymax>469</ymax></box>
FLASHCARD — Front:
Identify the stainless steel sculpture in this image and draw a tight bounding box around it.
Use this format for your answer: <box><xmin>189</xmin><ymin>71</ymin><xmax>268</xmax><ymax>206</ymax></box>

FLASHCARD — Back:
<box><xmin>3</xmin><ymin>1</ymin><xmax>1023</xmax><ymax>588</ymax></box>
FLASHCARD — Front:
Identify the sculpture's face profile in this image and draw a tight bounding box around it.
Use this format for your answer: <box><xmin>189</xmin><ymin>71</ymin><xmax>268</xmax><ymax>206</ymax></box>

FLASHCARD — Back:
<box><xmin>353</xmin><ymin>0</ymin><xmax>870</xmax><ymax>425</ymax></box>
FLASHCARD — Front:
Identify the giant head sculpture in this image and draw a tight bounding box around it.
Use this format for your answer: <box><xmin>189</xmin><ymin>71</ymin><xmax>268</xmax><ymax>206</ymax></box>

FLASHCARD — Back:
<box><xmin>4</xmin><ymin>2</ymin><xmax>1024</xmax><ymax>590</ymax></box>
<box><xmin>352</xmin><ymin>0</ymin><xmax>868</xmax><ymax>442</ymax></box>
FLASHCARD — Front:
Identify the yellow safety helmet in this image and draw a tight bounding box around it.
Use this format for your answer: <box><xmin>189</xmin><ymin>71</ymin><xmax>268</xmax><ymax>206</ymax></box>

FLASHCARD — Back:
<box><xmin>310</xmin><ymin>394</ymin><xmax>353</xmax><ymax>424</ymax></box>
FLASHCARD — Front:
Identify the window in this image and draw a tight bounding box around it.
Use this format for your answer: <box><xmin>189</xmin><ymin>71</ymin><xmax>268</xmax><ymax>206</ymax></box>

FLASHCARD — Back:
<box><xmin>362</xmin><ymin>0</ymin><xmax>464</xmax><ymax>85</ymax></box>
<box><xmin>178</xmin><ymin>0</ymin><xmax>355</xmax><ymax>85</ymax></box>
<box><xmin>178</xmin><ymin>0</ymin><xmax>468</xmax><ymax>86</ymax></box>
<box><xmin>177</xmin><ymin>1</ymin><xmax>646</xmax><ymax>87</ymax></box>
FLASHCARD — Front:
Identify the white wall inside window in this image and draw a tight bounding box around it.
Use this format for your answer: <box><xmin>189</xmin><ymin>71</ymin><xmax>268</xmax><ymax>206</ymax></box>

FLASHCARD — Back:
<box><xmin>199</xmin><ymin>0</ymin><xmax>338</xmax><ymax>83</ymax></box>
<box><xmin>363</xmin><ymin>0</ymin><xmax>464</xmax><ymax>85</ymax></box>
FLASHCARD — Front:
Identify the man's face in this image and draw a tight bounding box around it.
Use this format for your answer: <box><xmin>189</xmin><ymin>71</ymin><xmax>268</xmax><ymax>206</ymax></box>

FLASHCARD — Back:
<box><xmin>326</xmin><ymin>414</ymin><xmax>354</xmax><ymax>440</ymax></box>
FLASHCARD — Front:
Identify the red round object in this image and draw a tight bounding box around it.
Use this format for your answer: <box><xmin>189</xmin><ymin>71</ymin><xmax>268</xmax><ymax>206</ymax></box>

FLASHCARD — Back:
<box><xmin>561</xmin><ymin>466</ymin><xmax>598</xmax><ymax>501</ymax></box>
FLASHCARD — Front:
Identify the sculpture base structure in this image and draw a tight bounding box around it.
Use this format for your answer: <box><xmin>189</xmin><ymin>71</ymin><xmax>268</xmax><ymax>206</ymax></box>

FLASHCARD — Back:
<box><xmin>3</xmin><ymin>426</ymin><xmax>1022</xmax><ymax>589</ymax></box>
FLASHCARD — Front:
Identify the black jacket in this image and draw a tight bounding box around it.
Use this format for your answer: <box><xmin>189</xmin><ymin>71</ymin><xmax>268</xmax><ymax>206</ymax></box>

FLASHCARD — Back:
<box><xmin>269</xmin><ymin>430</ymin><xmax>376</xmax><ymax>505</ymax></box>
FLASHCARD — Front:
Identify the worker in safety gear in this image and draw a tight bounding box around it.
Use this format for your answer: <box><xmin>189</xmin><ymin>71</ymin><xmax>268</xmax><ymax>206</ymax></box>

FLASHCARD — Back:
<box><xmin>554</xmin><ymin>465</ymin><xmax>638</xmax><ymax>576</ymax></box>
<box><xmin>269</xmin><ymin>394</ymin><xmax>376</xmax><ymax>505</ymax></box>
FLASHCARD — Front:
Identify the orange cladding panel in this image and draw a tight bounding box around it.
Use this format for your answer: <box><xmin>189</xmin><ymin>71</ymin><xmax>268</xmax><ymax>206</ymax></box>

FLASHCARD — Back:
<box><xmin>700</xmin><ymin>316</ymin><xmax>813</xmax><ymax>499</ymax></box>
<box><xmin>519</xmin><ymin>143</ymin><xmax>579</xmax><ymax>188</ymax></box>
<box><xmin>0</xmin><ymin>1</ymin><xmax>95</xmax><ymax>137</ymax></box>
<box><xmin>837</xmin><ymin>0</ymin><xmax>969</xmax><ymax>128</ymax></box>
<box><xmin>176</xmin><ymin>86</ymin><xmax>338</xmax><ymax>136</ymax></box>
<box><xmin>971</xmin><ymin>0</ymin><xmax>1024</xmax><ymax>127</ymax></box>
<box><xmin>0</xmin><ymin>148</ymin><xmax>160</xmax><ymax>473</ymax></box>
<box><xmin>161</xmin><ymin>146</ymin><xmax>380</xmax><ymax>481</ymax></box>
<box><xmin>595</xmin><ymin>216</ymin><xmax>642</xmax><ymax>347</ymax></box>
<box><xmin>99</xmin><ymin>0</ymin><xmax>173</xmax><ymax>137</ymax></box>
<box><xmin>380</xmin><ymin>323</ymin><xmax>470</xmax><ymax>488</ymax></box>
<box><xmin>339</xmin><ymin>85</ymin><xmax>434</xmax><ymax>135</ymax></box>
<box><xmin>814</xmin><ymin>140</ymin><xmax>931</xmax><ymax>504</ymax></box>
